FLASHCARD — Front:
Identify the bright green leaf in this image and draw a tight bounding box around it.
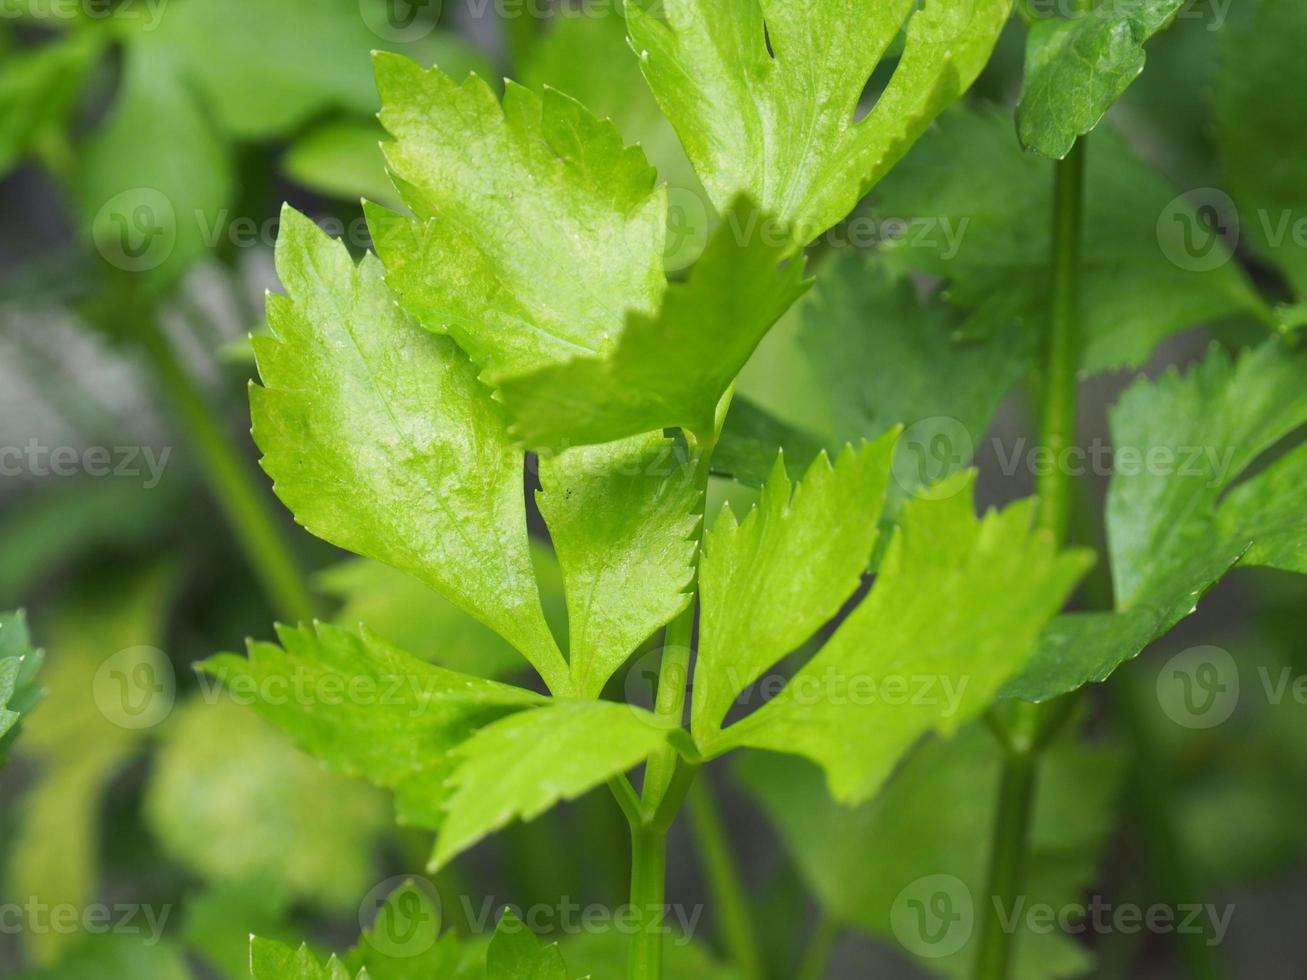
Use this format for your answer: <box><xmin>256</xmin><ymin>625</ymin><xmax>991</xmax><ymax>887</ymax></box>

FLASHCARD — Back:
<box><xmin>368</xmin><ymin>51</ymin><xmax>666</xmax><ymax>382</ymax></box>
<box><xmin>495</xmin><ymin>199</ymin><xmax>810</xmax><ymax>448</ymax></box>
<box><xmin>1018</xmin><ymin>1</ymin><xmax>1186</xmax><ymax>159</ymax></box>
<box><xmin>627</xmin><ymin>0</ymin><xmax>1012</xmax><ymax>242</ymax></box>
<box><xmin>143</xmin><ymin>695</ymin><xmax>389</xmax><ymax>910</ymax></box>
<box><xmin>202</xmin><ymin>622</ymin><xmax>546</xmax><ymax>830</ymax></box>
<box><xmin>250</xmin><ymin>939</ymin><xmax>356</xmax><ymax>980</ymax></box>
<box><xmin>256</xmin><ymin>208</ymin><xmax>567</xmax><ymax>691</ymax></box>
<box><xmin>538</xmin><ymin>433</ymin><xmax>700</xmax><ymax>697</ymax></box>
<box><xmin>346</xmin><ymin>879</ymin><xmax>483</xmax><ymax>980</ymax></box>
<box><xmin>693</xmin><ymin>435</ymin><xmax>898</xmax><ymax>749</ymax></box>
<box><xmin>873</xmin><ymin>105</ymin><xmax>1266</xmax><ymax>372</ymax></box>
<box><xmin>519</xmin><ymin>8</ymin><xmax>710</xmax><ymax>271</ymax></box>
<box><xmin>431</xmin><ymin>700</ymin><xmax>677</xmax><ymax>870</ymax></box>
<box><xmin>716</xmin><ymin>473</ymin><xmax>1093</xmax><ymax>802</ymax></box>
<box><xmin>486</xmin><ymin>911</ymin><xmax>569</xmax><ymax>980</ymax></box>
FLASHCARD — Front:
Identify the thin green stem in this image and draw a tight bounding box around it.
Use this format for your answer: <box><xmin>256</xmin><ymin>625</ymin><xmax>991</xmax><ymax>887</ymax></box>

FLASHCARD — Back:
<box><xmin>1035</xmin><ymin>139</ymin><xmax>1086</xmax><ymax>543</ymax></box>
<box><xmin>795</xmin><ymin>914</ymin><xmax>839</xmax><ymax>980</ymax></box>
<box><xmin>686</xmin><ymin>778</ymin><xmax>764</xmax><ymax>980</ymax></box>
<box><xmin>975</xmin><ymin>139</ymin><xmax>1087</xmax><ymax>980</ymax></box>
<box><xmin>641</xmin><ymin>431</ymin><xmax>716</xmax><ymax>809</ymax></box>
<box><xmin>137</xmin><ymin>308</ymin><xmax>317</xmax><ymax>624</ymax></box>
<box><xmin>626</xmin><ymin>429</ymin><xmax>718</xmax><ymax>980</ymax></box>
<box><xmin>628</xmin><ymin>821</ymin><xmax>670</xmax><ymax>980</ymax></box>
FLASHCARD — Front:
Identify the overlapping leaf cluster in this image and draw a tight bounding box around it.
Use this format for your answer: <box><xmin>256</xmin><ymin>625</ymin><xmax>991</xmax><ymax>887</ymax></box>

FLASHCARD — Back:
<box><xmin>209</xmin><ymin>0</ymin><xmax>1097</xmax><ymax>887</ymax></box>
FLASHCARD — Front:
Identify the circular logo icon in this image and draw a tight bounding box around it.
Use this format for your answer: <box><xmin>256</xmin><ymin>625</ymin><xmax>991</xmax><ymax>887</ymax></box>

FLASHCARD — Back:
<box><xmin>1157</xmin><ymin>645</ymin><xmax>1240</xmax><ymax>729</ymax></box>
<box><xmin>891</xmin><ymin>874</ymin><xmax>974</xmax><ymax>959</ymax></box>
<box><xmin>893</xmin><ymin>417</ymin><xmax>973</xmax><ymax>501</ymax></box>
<box><xmin>358</xmin><ymin>877</ymin><xmax>442</xmax><ymax>959</ymax></box>
<box><xmin>905</xmin><ymin>0</ymin><xmax>980</xmax><ymax>44</ymax></box>
<box><xmin>359</xmin><ymin>0</ymin><xmax>441</xmax><ymax>42</ymax></box>
<box><xmin>663</xmin><ymin>185</ymin><xmax>711</xmax><ymax>273</ymax></box>
<box><xmin>93</xmin><ymin>645</ymin><xmax>175</xmax><ymax>729</ymax></box>
<box><xmin>92</xmin><ymin>188</ymin><xmax>176</xmax><ymax>273</ymax></box>
<box><xmin>623</xmin><ymin>644</ymin><xmax>692</xmax><ymax>726</ymax></box>
<box><xmin>1157</xmin><ymin>188</ymin><xmax>1239</xmax><ymax>273</ymax></box>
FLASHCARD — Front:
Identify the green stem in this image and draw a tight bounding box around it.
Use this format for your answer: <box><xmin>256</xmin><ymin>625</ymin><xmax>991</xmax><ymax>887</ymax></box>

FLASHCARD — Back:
<box><xmin>641</xmin><ymin>431</ymin><xmax>715</xmax><ymax>808</ymax></box>
<box><xmin>628</xmin><ymin>822</ymin><xmax>670</xmax><ymax>980</ymax></box>
<box><xmin>975</xmin><ymin>139</ymin><xmax>1087</xmax><ymax>980</ymax></box>
<box><xmin>1035</xmin><ymin>139</ymin><xmax>1086</xmax><ymax>544</ymax></box>
<box><xmin>137</xmin><ymin>307</ymin><xmax>317</xmax><ymax>624</ymax></box>
<box><xmin>795</xmin><ymin>914</ymin><xmax>838</xmax><ymax>980</ymax></box>
<box><xmin>686</xmin><ymin>778</ymin><xmax>764</xmax><ymax>980</ymax></box>
<box><xmin>626</xmin><ymin>429</ymin><xmax>718</xmax><ymax>980</ymax></box>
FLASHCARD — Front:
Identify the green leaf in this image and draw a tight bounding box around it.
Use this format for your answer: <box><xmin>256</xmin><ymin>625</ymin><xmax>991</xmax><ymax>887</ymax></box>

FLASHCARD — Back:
<box><xmin>799</xmin><ymin>252</ymin><xmax>1029</xmax><ymax>512</ymax></box>
<box><xmin>538</xmin><ymin>433</ymin><xmax>700</xmax><ymax>697</ymax></box>
<box><xmin>77</xmin><ymin>34</ymin><xmax>232</xmax><ymax>287</ymax></box>
<box><xmin>368</xmin><ymin>51</ymin><xmax>666</xmax><ymax>382</ymax></box>
<box><xmin>495</xmin><ymin>199</ymin><xmax>810</xmax><ymax>448</ymax></box>
<box><xmin>1216</xmin><ymin>0</ymin><xmax>1307</xmax><ymax>299</ymax></box>
<box><xmin>143</xmin><ymin>695</ymin><xmax>389</xmax><ymax>910</ymax></box>
<box><xmin>202</xmin><ymin>622</ymin><xmax>546</xmax><ymax>830</ymax></box>
<box><xmin>431</xmin><ymin>700</ymin><xmax>677</xmax><ymax>870</ymax></box>
<box><xmin>874</xmin><ymin>105</ymin><xmax>1267</xmax><ymax>371</ymax></box>
<box><xmin>250</xmin><ymin>939</ymin><xmax>356</xmax><ymax>980</ymax></box>
<box><xmin>487</xmin><ymin>912</ymin><xmax>569</xmax><ymax>980</ymax></box>
<box><xmin>715</xmin><ymin>473</ymin><xmax>1093</xmax><ymax>802</ymax></box>
<box><xmin>257</xmin><ymin>208</ymin><xmax>567</xmax><ymax>691</ymax></box>
<box><xmin>692</xmin><ymin>436</ymin><xmax>898</xmax><ymax>749</ymax></box>
<box><xmin>149</xmin><ymin>0</ymin><xmax>394</xmax><ymax>140</ymax></box>
<box><xmin>519</xmin><ymin>7</ymin><xmax>708</xmax><ymax>271</ymax></box>
<box><xmin>627</xmin><ymin>0</ymin><xmax>1012</xmax><ymax>242</ymax></box>
<box><xmin>346</xmin><ymin>880</ymin><xmax>483</xmax><ymax>980</ymax></box>
<box><xmin>182</xmin><ymin>876</ymin><xmax>293</xmax><ymax>979</ymax></box>
<box><xmin>318</xmin><ymin>557</ymin><xmax>536</xmax><ymax>681</ymax></box>
<box><xmin>1018</xmin><ymin>1</ymin><xmax>1186</xmax><ymax>159</ymax></box>
<box><xmin>9</xmin><ymin>568</ymin><xmax>175</xmax><ymax>965</ymax></box>
<box><xmin>736</xmin><ymin>724</ymin><xmax>1124</xmax><ymax>979</ymax></box>
<box><xmin>0</xmin><ymin>33</ymin><xmax>99</xmax><ymax>174</ymax></box>
<box><xmin>712</xmin><ymin>396</ymin><xmax>830</xmax><ymax>488</ymax></box>
<box><xmin>0</xmin><ymin>610</ymin><xmax>43</xmax><ymax>764</ymax></box>
<box><xmin>1008</xmin><ymin>340</ymin><xmax>1307</xmax><ymax>700</ymax></box>
<box><xmin>282</xmin><ymin>120</ymin><xmax>401</xmax><ymax>209</ymax></box>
